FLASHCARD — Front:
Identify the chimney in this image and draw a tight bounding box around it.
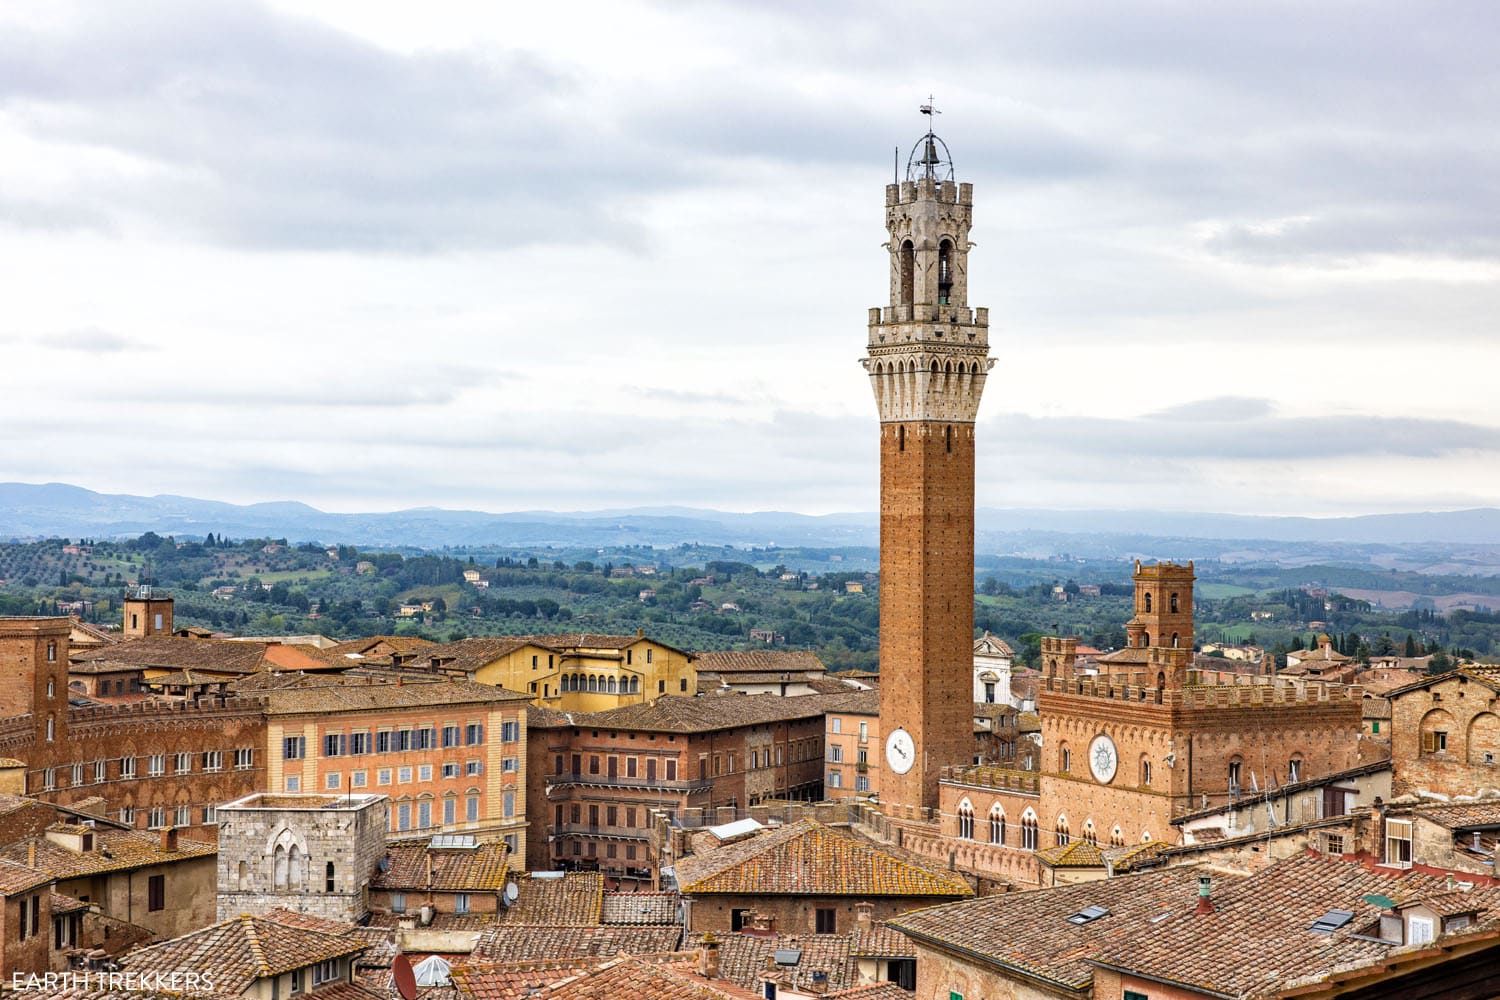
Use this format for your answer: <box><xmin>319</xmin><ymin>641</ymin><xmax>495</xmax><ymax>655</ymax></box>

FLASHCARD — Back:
<box><xmin>698</xmin><ymin>932</ymin><xmax>719</xmax><ymax>979</ymax></box>
<box><xmin>855</xmin><ymin>901</ymin><xmax>873</xmax><ymax>930</ymax></box>
<box><xmin>1195</xmin><ymin>875</ymin><xmax>1215</xmax><ymax>915</ymax></box>
<box><xmin>27</xmin><ymin>841</ymin><xmax>36</xmax><ymax>868</ymax></box>
<box><xmin>425</xmin><ymin>850</ymin><xmax>434</xmax><ymax>889</ymax></box>
<box><xmin>160</xmin><ymin>827</ymin><xmax>179</xmax><ymax>852</ymax></box>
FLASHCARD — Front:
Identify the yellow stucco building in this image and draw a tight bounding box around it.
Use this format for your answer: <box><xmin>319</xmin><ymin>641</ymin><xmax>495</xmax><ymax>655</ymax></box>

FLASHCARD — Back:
<box><xmin>425</xmin><ymin>632</ymin><xmax>696</xmax><ymax>712</ymax></box>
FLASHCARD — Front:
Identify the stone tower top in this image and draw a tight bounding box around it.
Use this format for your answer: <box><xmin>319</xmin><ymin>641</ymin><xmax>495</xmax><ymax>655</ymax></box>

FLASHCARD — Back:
<box><xmin>862</xmin><ymin>113</ymin><xmax>994</xmax><ymax>425</ymax></box>
<box><xmin>1124</xmin><ymin>561</ymin><xmax>1197</xmax><ymax>651</ymax></box>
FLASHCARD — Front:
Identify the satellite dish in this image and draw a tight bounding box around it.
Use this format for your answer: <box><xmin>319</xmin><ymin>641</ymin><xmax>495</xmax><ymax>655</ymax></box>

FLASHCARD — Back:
<box><xmin>392</xmin><ymin>954</ymin><xmax>417</xmax><ymax>1000</ymax></box>
<box><xmin>503</xmin><ymin>881</ymin><xmax>520</xmax><ymax>906</ymax></box>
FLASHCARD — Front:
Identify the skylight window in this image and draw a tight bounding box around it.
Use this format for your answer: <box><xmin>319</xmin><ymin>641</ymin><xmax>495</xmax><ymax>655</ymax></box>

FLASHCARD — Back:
<box><xmin>1066</xmin><ymin>904</ymin><xmax>1110</xmax><ymax>925</ymax></box>
<box><xmin>1310</xmin><ymin>909</ymin><xmax>1354</xmax><ymax>934</ymax></box>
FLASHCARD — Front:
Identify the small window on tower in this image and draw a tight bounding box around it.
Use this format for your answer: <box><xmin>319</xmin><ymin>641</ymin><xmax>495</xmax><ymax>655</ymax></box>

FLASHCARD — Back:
<box><xmin>899</xmin><ymin>240</ymin><xmax>915</xmax><ymax>308</ymax></box>
<box><xmin>945</xmin><ymin>425</ymin><xmax>952</xmax><ymax>453</ymax></box>
<box><xmin>938</xmin><ymin>238</ymin><xmax>953</xmax><ymax>305</ymax></box>
<box><xmin>898</xmin><ymin>425</ymin><xmax>906</xmax><ymax>452</ymax></box>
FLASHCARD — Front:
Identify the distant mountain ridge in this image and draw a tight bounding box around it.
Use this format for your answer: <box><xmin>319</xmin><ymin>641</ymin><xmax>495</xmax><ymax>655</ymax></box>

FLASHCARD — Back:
<box><xmin>0</xmin><ymin>482</ymin><xmax>1497</xmax><ymax>549</ymax></box>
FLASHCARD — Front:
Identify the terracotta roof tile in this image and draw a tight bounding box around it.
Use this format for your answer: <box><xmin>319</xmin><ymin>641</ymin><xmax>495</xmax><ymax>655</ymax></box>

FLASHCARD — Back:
<box><xmin>692</xmin><ymin>651</ymin><xmax>826</xmax><ymax>675</ymax></box>
<box><xmin>0</xmin><ymin>828</ymin><xmax>215</xmax><ymax>880</ymax></box>
<box><xmin>892</xmin><ymin>866</ymin><xmax>1217</xmax><ymax>991</ymax></box>
<box><xmin>536</xmin><ymin>954</ymin><xmax>758</xmax><ymax>999</ymax></box>
<box><xmin>471</xmin><ymin>925</ymin><xmax>683</xmax><ymax>963</ymax></box>
<box><xmin>372</xmin><ymin>840</ymin><xmax>512</xmax><ymax>892</ymax></box>
<box><xmin>120</xmin><ymin>911</ymin><xmax>366</xmax><ymax>994</ymax></box>
<box><xmin>0</xmin><ymin>858</ymin><xmax>53</xmax><ymax>895</ymax></box>
<box><xmin>683</xmin><ymin>932</ymin><xmax>857</xmax><ymax>992</ymax></box>
<box><xmin>573</xmin><ymin>694</ymin><xmax>837</xmax><ymax>735</ymax></box>
<box><xmin>1092</xmin><ymin>855</ymin><xmax>1500</xmax><ymax>997</ymax></box>
<box><xmin>262</xmin><ymin>674</ymin><xmax>528</xmax><ymax>715</ymax></box>
<box><xmin>600</xmin><ymin>892</ymin><xmax>681</xmax><ymax>925</ymax></box>
<box><xmin>1412</xmin><ymin>799</ymin><xmax>1500</xmax><ymax>828</ymax></box>
<box><xmin>451</xmin><ymin>957</ymin><xmax>615</xmax><ymax>1000</ymax></box>
<box><xmin>829</xmin><ymin>985</ymin><xmax>913</xmax><ymax>1000</ymax></box>
<box><xmin>675</xmin><ymin>820</ymin><xmax>972</xmax><ymax>898</ymax></box>
<box><xmin>497</xmin><ymin>872</ymin><xmax>603</xmax><ymax>926</ymax></box>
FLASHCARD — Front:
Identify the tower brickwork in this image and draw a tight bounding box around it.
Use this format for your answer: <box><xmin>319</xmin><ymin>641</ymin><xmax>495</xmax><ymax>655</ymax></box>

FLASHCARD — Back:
<box><xmin>866</xmin><ymin>129</ymin><xmax>994</xmax><ymax>815</ymax></box>
<box><xmin>1123</xmin><ymin>560</ymin><xmax>1195</xmax><ymax>651</ymax></box>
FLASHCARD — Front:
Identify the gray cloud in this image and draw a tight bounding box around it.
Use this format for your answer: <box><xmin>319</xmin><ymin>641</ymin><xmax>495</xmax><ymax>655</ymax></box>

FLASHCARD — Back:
<box><xmin>43</xmin><ymin>327</ymin><xmax>150</xmax><ymax>354</ymax></box>
<box><xmin>986</xmin><ymin>407</ymin><xmax>1500</xmax><ymax>462</ymax></box>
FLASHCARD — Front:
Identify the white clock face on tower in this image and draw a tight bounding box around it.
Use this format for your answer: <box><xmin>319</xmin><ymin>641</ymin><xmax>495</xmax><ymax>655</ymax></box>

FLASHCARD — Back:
<box><xmin>1088</xmin><ymin>734</ymin><xmax>1118</xmax><ymax>784</ymax></box>
<box><xmin>885</xmin><ymin>728</ymin><xmax>916</xmax><ymax>775</ymax></box>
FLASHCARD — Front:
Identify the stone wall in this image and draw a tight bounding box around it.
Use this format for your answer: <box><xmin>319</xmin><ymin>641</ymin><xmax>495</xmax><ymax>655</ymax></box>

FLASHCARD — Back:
<box><xmin>1391</xmin><ymin>672</ymin><xmax>1500</xmax><ymax>796</ymax></box>
<box><xmin>215</xmin><ymin>793</ymin><xmax>390</xmax><ymax>922</ymax></box>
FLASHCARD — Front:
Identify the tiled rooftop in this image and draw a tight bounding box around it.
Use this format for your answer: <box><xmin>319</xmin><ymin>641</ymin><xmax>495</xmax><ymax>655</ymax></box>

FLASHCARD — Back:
<box><xmin>892</xmin><ymin>866</ymin><xmax>1219</xmax><ymax>992</ymax></box>
<box><xmin>571</xmin><ymin>693</ymin><xmax>835</xmax><ymax>734</ymax></box>
<box><xmin>120</xmin><ymin>910</ymin><xmax>366</xmax><ymax>994</ymax></box>
<box><xmin>1412</xmin><ymin>799</ymin><xmax>1500</xmax><ymax>829</ymax></box>
<box><xmin>470</xmin><ymin>924</ymin><xmax>683</xmax><ymax>963</ymax></box>
<box><xmin>536</xmin><ymin>953</ymin><xmax>758</xmax><ymax>999</ymax></box>
<box><xmin>684</xmin><ymin>928</ymin><xmax>908</xmax><ymax>993</ymax></box>
<box><xmin>0</xmin><ymin>857</ymin><xmax>52</xmax><ymax>895</ymax></box>
<box><xmin>450</xmin><ymin>957</ymin><xmax>615</xmax><ymax>1000</ymax></box>
<box><xmin>1092</xmin><ymin>854</ymin><xmax>1500</xmax><ymax>997</ymax></box>
<box><xmin>72</xmin><ymin>635</ymin><xmax>329</xmax><ymax>674</ymax></box>
<box><xmin>499</xmin><ymin>872</ymin><xmax>603</xmax><ymax>925</ymax></box>
<box><xmin>600</xmin><ymin>891</ymin><xmax>681</xmax><ymax>925</ymax></box>
<box><xmin>372</xmin><ymin>839</ymin><xmax>511</xmax><ymax>892</ymax></box>
<box><xmin>0</xmin><ymin>828</ymin><xmax>215</xmax><ymax>879</ymax></box>
<box><xmin>261</xmin><ymin>674</ymin><xmax>528</xmax><ymax>715</ymax></box>
<box><xmin>693</xmin><ymin>650</ymin><xmax>826</xmax><ymax>675</ymax></box>
<box><xmin>674</xmin><ymin>819</ymin><xmax>972</xmax><ymax>898</ymax></box>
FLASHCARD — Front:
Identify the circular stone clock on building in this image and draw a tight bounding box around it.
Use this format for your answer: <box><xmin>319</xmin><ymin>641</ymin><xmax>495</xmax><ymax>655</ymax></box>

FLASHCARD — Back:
<box><xmin>1088</xmin><ymin>734</ymin><xmax>1118</xmax><ymax>784</ymax></box>
<box><xmin>885</xmin><ymin>727</ymin><xmax>916</xmax><ymax>775</ymax></box>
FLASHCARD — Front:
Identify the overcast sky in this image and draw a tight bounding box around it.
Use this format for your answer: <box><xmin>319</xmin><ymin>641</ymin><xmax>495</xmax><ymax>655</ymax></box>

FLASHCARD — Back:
<box><xmin>2</xmin><ymin>1</ymin><xmax>1498</xmax><ymax>518</ymax></box>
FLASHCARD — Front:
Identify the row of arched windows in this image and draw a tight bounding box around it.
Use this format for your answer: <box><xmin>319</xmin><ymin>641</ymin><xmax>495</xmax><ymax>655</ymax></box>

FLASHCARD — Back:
<box><xmin>954</xmin><ymin>799</ymin><xmax>1151</xmax><ymax>852</ymax></box>
<box><xmin>868</xmin><ymin>357</ymin><xmax>985</xmax><ymax>377</ymax></box>
<box><xmin>560</xmin><ymin>674</ymin><xmax>639</xmax><ymax>694</ymax></box>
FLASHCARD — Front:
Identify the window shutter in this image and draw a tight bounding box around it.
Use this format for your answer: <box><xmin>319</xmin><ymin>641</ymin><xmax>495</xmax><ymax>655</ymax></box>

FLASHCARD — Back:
<box><xmin>1422</xmin><ymin>731</ymin><xmax>1436</xmax><ymax>753</ymax></box>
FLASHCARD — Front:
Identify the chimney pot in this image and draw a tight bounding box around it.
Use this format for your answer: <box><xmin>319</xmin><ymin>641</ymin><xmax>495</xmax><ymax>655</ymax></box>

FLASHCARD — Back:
<box><xmin>1195</xmin><ymin>874</ymin><xmax>1215</xmax><ymax>914</ymax></box>
<box><xmin>699</xmin><ymin>931</ymin><xmax>720</xmax><ymax>979</ymax></box>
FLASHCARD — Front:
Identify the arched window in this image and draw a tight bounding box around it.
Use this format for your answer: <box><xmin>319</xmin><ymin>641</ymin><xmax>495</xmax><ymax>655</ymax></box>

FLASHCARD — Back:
<box><xmin>1060</xmin><ymin>744</ymin><xmax>1071</xmax><ymax>773</ymax></box>
<box><xmin>1288</xmin><ymin>756</ymin><xmax>1303</xmax><ymax>784</ymax></box>
<box><xmin>607</xmin><ymin>677</ymin><xmax>617</xmax><ymax>694</ymax></box>
<box><xmin>1420</xmin><ymin>708</ymin><xmax>1456</xmax><ymax>755</ymax></box>
<box><xmin>1110</xmin><ymin>826</ymin><xmax>1125</xmax><ymax>848</ymax></box>
<box><xmin>1021</xmin><ymin>810</ymin><xmax>1039</xmax><ymax>851</ymax></box>
<box><xmin>629</xmin><ymin>676</ymin><xmax>640</xmax><ymax>694</ymax></box>
<box><xmin>937</xmin><ymin>238</ymin><xmax>954</xmax><ymax>304</ymax></box>
<box><xmin>46</xmin><ymin>641</ymin><xmax>56</xmax><ymax>663</ymax></box>
<box><xmin>899</xmin><ymin>240</ymin><xmax>914</xmax><ymax>307</ymax></box>
<box><xmin>1228</xmin><ymin>758</ymin><xmax>1243</xmax><ymax>798</ymax></box>
<box><xmin>957</xmin><ymin>799</ymin><xmax>974</xmax><ymax>840</ymax></box>
<box><xmin>588</xmin><ymin>676</ymin><xmax>598</xmax><ymax>692</ymax></box>
<box><xmin>45</xmin><ymin>716</ymin><xmax>54</xmax><ymax>742</ymax></box>
<box><xmin>989</xmin><ymin>805</ymin><xmax>1005</xmax><ymax>845</ymax></box>
<box><xmin>1144</xmin><ymin>592</ymin><xmax>1153</xmax><ymax>614</ymax></box>
<box><xmin>1140</xmin><ymin>758</ymin><xmax>1152</xmax><ymax>787</ymax></box>
<box><xmin>46</xmin><ymin>677</ymin><xmax>54</xmax><ymax>699</ymax></box>
<box><xmin>1171</xmin><ymin>632</ymin><xmax>1180</xmax><ymax>648</ymax></box>
<box><xmin>1141</xmin><ymin>632</ymin><xmax>1151</xmax><ymax>648</ymax></box>
<box><xmin>1054</xmin><ymin>815</ymin><xmax>1070</xmax><ymax>847</ymax></box>
<box><xmin>1169</xmin><ymin>592</ymin><xmax>1179</xmax><ymax>613</ymax></box>
<box><xmin>325</xmin><ymin>861</ymin><xmax>336</xmax><ymax>892</ymax></box>
<box><xmin>1142</xmin><ymin>830</ymin><xmax>1154</xmax><ymax>843</ymax></box>
<box><xmin>273</xmin><ymin>845</ymin><xmax>288</xmax><ymax>889</ymax></box>
<box><xmin>561</xmin><ymin>674</ymin><xmax>571</xmax><ymax>692</ymax></box>
<box><xmin>288</xmin><ymin>845</ymin><xmax>303</xmax><ymax>889</ymax></box>
<box><xmin>237</xmin><ymin>860</ymin><xmax>248</xmax><ymax>890</ymax></box>
<box><xmin>945</xmin><ymin>425</ymin><xmax>952</xmax><ymax>454</ymax></box>
<box><xmin>1083</xmin><ymin>819</ymin><xmax>1098</xmax><ymax>847</ymax></box>
<box><xmin>898</xmin><ymin>425</ymin><xmax>906</xmax><ymax>452</ymax></box>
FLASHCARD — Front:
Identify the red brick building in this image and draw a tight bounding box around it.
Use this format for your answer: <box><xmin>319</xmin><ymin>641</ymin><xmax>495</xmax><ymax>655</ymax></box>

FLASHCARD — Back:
<box><xmin>527</xmin><ymin>694</ymin><xmax>829</xmax><ymax>878</ymax></box>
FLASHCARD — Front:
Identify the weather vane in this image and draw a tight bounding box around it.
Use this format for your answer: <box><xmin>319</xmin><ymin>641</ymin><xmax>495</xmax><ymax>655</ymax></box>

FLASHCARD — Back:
<box><xmin>920</xmin><ymin>96</ymin><xmax>940</xmax><ymax>124</ymax></box>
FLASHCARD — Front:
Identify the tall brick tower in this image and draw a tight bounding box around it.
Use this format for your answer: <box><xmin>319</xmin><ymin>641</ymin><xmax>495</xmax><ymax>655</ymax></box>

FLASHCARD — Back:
<box><xmin>863</xmin><ymin>114</ymin><xmax>993</xmax><ymax>815</ymax></box>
